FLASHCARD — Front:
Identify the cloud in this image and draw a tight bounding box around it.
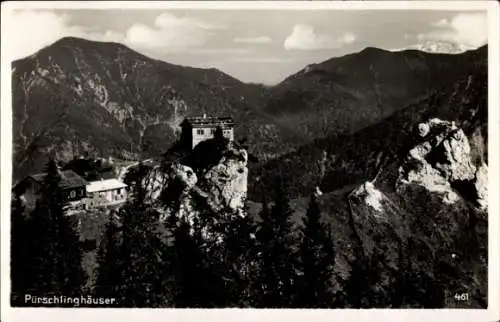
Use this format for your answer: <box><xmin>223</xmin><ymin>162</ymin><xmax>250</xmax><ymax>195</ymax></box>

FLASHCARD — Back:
<box><xmin>419</xmin><ymin>12</ymin><xmax>487</xmax><ymax>47</ymax></box>
<box><xmin>123</xmin><ymin>12</ymin><xmax>225</xmax><ymax>53</ymax></box>
<box><xmin>233</xmin><ymin>36</ymin><xmax>273</xmax><ymax>44</ymax></box>
<box><xmin>8</xmin><ymin>10</ymin><xmax>226</xmax><ymax>60</ymax></box>
<box><xmin>9</xmin><ymin>10</ymin><xmax>125</xmax><ymax>60</ymax></box>
<box><xmin>8</xmin><ymin>10</ymin><xmax>121</xmax><ymax>60</ymax></box>
<box><xmin>284</xmin><ymin>24</ymin><xmax>356</xmax><ymax>50</ymax></box>
<box><xmin>9</xmin><ymin>10</ymin><xmax>74</xmax><ymax>60</ymax></box>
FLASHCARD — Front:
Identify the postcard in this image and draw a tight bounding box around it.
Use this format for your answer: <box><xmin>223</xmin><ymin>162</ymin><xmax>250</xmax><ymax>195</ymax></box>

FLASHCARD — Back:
<box><xmin>1</xmin><ymin>1</ymin><xmax>499</xmax><ymax>322</ymax></box>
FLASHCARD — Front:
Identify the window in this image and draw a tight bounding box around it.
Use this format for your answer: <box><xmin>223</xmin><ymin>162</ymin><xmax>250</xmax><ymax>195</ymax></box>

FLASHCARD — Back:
<box><xmin>197</xmin><ymin>129</ymin><xmax>204</xmax><ymax>135</ymax></box>
<box><xmin>211</xmin><ymin>128</ymin><xmax>216</xmax><ymax>134</ymax></box>
<box><xmin>70</xmin><ymin>190</ymin><xmax>76</xmax><ymax>198</ymax></box>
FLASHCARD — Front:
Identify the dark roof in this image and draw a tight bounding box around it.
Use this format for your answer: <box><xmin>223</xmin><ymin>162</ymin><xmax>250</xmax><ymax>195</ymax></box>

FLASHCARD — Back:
<box><xmin>29</xmin><ymin>170</ymin><xmax>88</xmax><ymax>189</ymax></box>
<box><xmin>182</xmin><ymin>116</ymin><xmax>235</xmax><ymax>127</ymax></box>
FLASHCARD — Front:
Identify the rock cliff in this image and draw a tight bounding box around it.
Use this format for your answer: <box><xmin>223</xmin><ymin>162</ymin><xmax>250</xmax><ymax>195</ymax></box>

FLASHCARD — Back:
<box><xmin>342</xmin><ymin>118</ymin><xmax>487</xmax><ymax>307</ymax></box>
<box><xmin>396</xmin><ymin>118</ymin><xmax>487</xmax><ymax>212</ymax></box>
<box><xmin>139</xmin><ymin>140</ymin><xmax>248</xmax><ymax>232</ymax></box>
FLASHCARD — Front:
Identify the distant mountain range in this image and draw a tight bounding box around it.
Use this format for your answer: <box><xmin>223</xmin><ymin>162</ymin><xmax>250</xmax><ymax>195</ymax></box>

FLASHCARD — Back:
<box><xmin>11</xmin><ymin>37</ymin><xmax>487</xmax><ymax>187</ymax></box>
<box><xmin>389</xmin><ymin>40</ymin><xmax>478</xmax><ymax>54</ymax></box>
<box><xmin>264</xmin><ymin>45</ymin><xmax>486</xmax><ymax>141</ymax></box>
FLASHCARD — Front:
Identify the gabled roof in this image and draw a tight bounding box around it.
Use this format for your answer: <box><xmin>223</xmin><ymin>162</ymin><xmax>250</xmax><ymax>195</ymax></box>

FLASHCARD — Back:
<box><xmin>86</xmin><ymin>178</ymin><xmax>127</xmax><ymax>193</ymax></box>
<box><xmin>29</xmin><ymin>170</ymin><xmax>88</xmax><ymax>189</ymax></box>
<box><xmin>182</xmin><ymin>116</ymin><xmax>235</xmax><ymax>128</ymax></box>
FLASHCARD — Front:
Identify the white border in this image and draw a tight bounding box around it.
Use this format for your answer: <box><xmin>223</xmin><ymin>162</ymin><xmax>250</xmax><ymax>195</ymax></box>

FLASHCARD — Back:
<box><xmin>0</xmin><ymin>0</ymin><xmax>497</xmax><ymax>10</ymax></box>
<box><xmin>1</xmin><ymin>2</ymin><xmax>499</xmax><ymax>322</ymax></box>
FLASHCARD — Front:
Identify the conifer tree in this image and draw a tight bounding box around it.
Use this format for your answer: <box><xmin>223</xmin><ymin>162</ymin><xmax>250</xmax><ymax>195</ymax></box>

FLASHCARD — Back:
<box><xmin>296</xmin><ymin>194</ymin><xmax>335</xmax><ymax>308</ymax></box>
<box><xmin>254</xmin><ymin>182</ymin><xmax>298</xmax><ymax>308</ymax></box>
<box><xmin>94</xmin><ymin>215</ymin><xmax>121</xmax><ymax>301</ymax></box>
<box><xmin>170</xmin><ymin>204</ymin><xmax>244</xmax><ymax>308</ymax></box>
<box><xmin>10</xmin><ymin>194</ymin><xmax>32</xmax><ymax>305</ymax></box>
<box><xmin>221</xmin><ymin>212</ymin><xmax>258</xmax><ymax>307</ymax></box>
<box><xmin>200</xmin><ymin>205</ymin><xmax>259</xmax><ymax>307</ymax></box>
<box><xmin>28</xmin><ymin>159</ymin><xmax>85</xmax><ymax>299</ymax></box>
<box><xmin>341</xmin><ymin>245</ymin><xmax>393</xmax><ymax>308</ymax></box>
<box><xmin>115</xmin><ymin>173</ymin><xmax>171</xmax><ymax>307</ymax></box>
<box><xmin>171</xmin><ymin>217</ymin><xmax>211</xmax><ymax>307</ymax></box>
<box><xmin>341</xmin><ymin>252</ymin><xmax>372</xmax><ymax>308</ymax></box>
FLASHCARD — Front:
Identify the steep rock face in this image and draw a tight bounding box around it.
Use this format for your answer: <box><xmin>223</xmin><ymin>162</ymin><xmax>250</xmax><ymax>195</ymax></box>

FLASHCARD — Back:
<box><xmin>396</xmin><ymin>118</ymin><xmax>487</xmax><ymax>211</ymax></box>
<box><xmin>474</xmin><ymin>163</ymin><xmax>488</xmax><ymax>211</ymax></box>
<box><xmin>338</xmin><ymin>118</ymin><xmax>488</xmax><ymax>307</ymax></box>
<box><xmin>140</xmin><ymin>143</ymin><xmax>248</xmax><ymax>225</ymax></box>
<box><xmin>200</xmin><ymin>145</ymin><xmax>248</xmax><ymax>213</ymax></box>
<box><xmin>141</xmin><ymin>163</ymin><xmax>196</xmax><ymax>205</ymax></box>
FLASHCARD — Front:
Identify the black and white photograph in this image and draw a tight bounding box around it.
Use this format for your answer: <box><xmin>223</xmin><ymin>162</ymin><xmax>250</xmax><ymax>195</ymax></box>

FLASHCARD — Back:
<box><xmin>1</xmin><ymin>1</ymin><xmax>499</xmax><ymax>320</ymax></box>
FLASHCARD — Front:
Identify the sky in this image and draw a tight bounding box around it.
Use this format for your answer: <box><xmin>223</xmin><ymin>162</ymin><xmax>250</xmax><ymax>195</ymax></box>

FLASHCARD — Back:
<box><xmin>8</xmin><ymin>8</ymin><xmax>488</xmax><ymax>85</ymax></box>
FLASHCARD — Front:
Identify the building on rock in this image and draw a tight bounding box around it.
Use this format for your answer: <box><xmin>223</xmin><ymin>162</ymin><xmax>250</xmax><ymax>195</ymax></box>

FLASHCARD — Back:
<box><xmin>180</xmin><ymin>115</ymin><xmax>235</xmax><ymax>149</ymax></box>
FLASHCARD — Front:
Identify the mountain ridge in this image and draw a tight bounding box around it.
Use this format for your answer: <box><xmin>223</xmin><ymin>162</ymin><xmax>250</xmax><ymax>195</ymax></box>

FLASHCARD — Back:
<box><xmin>251</xmin><ymin>61</ymin><xmax>487</xmax><ymax>199</ymax></box>
<box><xmin>262</xmin><ymin>44</ymin><xmax>486</xmax><ymax>143</ymax></box>
<box><xmin>11</xmin><ymin>36</ymin><xmax>488</xmax><ymax>187</ymax></box>
<box><xmin>11</xmin><ymin>36</ymin><xmax>287</xmax><ymax>181</ymax></box>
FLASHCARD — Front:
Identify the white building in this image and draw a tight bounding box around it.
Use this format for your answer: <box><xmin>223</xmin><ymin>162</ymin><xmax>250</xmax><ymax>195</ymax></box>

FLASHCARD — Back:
<box><xmin>86</xmin><ymin>178</ymin><xmax>127</xmax><ymax>209</ymax></box>
<box><xmin>180</xmin><ymin>115</ymin><xmax>235</xmax><ymax>149</ymax></box>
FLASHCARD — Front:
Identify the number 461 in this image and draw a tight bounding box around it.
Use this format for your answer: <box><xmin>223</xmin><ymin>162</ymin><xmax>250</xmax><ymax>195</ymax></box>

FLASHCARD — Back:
<box><xmin>454</xmin><ymin>293</ymin><xmax>469</xmax><ymax>301</ymax></box>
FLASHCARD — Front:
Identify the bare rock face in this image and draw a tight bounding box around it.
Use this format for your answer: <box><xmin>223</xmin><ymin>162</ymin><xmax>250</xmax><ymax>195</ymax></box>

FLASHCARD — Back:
<box><xmin>351</xmin><ymin>181</ymin><xmax>385</xmax><ymax>213</ymax></box>
<box><xmin>345</xmin><ymin>118</ymin><xmax>488</xmax><ymax>274</ymax></box>
<box><xmin>201</xmin><ymin>144</ymin><xmax>248</xmax><ymax>215</ymax></box>
<box><xmin>171</xmin><ymin>163</ymin><xmax>198</xmax><ymax>190</ymax></box>
<box><xmin>397</xmin><ymin>118</ymin><xmax>487</xmax><ymax>210</ymax></box>
<box><xmin>141</xmin><ymin>166</ymin><xmax>170</xmax><ymax>203</ymax></box>
<box><xmin>141</xmin><ymin>143</ymin><xmax>248</xmax><ymax>226</ymax></box>
<box><xmin>348</xmin><ymin>181</ymin><xmax>405</xmax><ymax>262</ymax></box>
<box><xmin>474</xmin><ymin>163</ymin><xmax>488</xmax><ymax>211</ymax></box>
<box><xmin>142</xmin><ymin>162</ymin><xmax>196</xmax><ymax>202</ymax></box>
<box><xmin>340</xmin><ymin>118</ymin><xmax>487</xmax><ymax>308</ymax></box>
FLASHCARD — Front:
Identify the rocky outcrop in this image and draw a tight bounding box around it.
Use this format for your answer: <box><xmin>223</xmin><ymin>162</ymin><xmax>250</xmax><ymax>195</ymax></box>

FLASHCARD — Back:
<box><xmin>199</xmin><ymin>145</ymin><xmax>248</xmax><ymax>214</ymax></box>
<box><xmin>340</xmin><ymin>118</ymin><xmax>487</xmax><ymax>307</ymax></box>
<box><xmin>141</xmin><ymin>163</ymin><xmax>196</xmax><ymax>205</ymax></box>
<box><xmin>347</xmin><ymin>180</ymin><xmax>405</xmax><ymax>262</ymax></box>
<box><xmin>350</xmin><ymin>181</ymin><xmax>385</xmax><ymax>213</ymax></box>
<box><xmin>140</xmin><ymin>142</ymin><xmax>248</xmax><ymax>228</ymax></box>
<box><xmin>474</xmin><ymin>163</ymin><xmax>488</xmax><ymax>211</ymax></box>
<box><xmin>396</xmin><ymin>118</ymin><xmax>487</xmax><ymax>211</ymax></box>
